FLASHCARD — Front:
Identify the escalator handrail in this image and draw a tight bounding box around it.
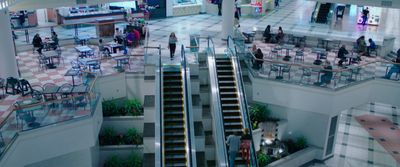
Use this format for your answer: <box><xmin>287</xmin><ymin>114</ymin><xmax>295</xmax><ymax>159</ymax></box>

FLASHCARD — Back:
<box><xmin>311</xmin><ymin>2</ymin><xmax>321</xmax><ymax>23</ymax></box>
<box><xmin>155</xmin><ymin>44</ymin><xmax>163</xmax><ymax>167</ymax></box>
<box><xmin>227</xmin><ymin>36</ymin><xmax>259</xmax><ymax>167</ymax></box>
<box><xmin>180</xmin><ymin>45</ymin><xmax>197</xmax><ymax>167</ymax></box>
<box><xmin>207</xmin><ymin>37</ymin><xmax>229</xmax><ymax>167</ymax></box>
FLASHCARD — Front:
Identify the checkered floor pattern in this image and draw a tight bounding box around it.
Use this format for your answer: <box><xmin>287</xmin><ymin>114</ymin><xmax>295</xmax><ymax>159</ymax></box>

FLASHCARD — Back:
<box><xmin>312</xmin><ymin>103</ymin><xmax>400</xmax><ymax>167</ymax></box>
<box><xmin>247</xmin><ymin>40</ymin><xmax>398</xmax><ymax>89</ymax></box>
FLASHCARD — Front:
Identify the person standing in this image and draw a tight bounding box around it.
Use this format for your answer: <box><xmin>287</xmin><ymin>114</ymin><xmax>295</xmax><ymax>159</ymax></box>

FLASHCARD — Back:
<box><xmin>234</xmin><ymin>9</ymin><xmax>240</xmax><ymax>28</ymax></box>
<box><xmin>337</xmin><ymin>45</ymin><xmax>349</xmax><ymax>66</ymax></box>
<box><xmin>275</xmin><ymin>0</ymin><xmax>279</xmax><ymax>8</ymax></box>
<box><xmin>235</xmin><ymin>0</ymin><xmax>242</xmax><ymax>17</ymax></box>
<box><xmin>361</xmin><ymin>7</ymin><xmax>369</xmax><ymax>26</ymax></box>
<box><xmin>240</xmin><ymin>128</ymin><xmax>252</xmax><ymax>165</ymax></box>
<box><xmin>226</xmin><ymin>132</ymin><xmax>241</xmax><ymax>167</ymax></box>
<box><xmin>168</xmin><ymin>32</ymin><xmax>178</xmax><ymax>59</ymax></box>
<box><xmin>217</xmin><ymin>0</ymin><xmax>223</xmax><ymax>16</ymax></box>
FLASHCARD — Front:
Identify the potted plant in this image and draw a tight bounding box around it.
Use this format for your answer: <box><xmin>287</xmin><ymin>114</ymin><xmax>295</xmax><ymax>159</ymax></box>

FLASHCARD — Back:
<box><xmin>125</xmin><ymin>128</ymin><xmax>143</xmax><ymax>146</ymax></box>
<box><xmin>250</xmin><ymin>104</ymin><xmax>270</xmax><ymax>129</ymax></box>
<box><xmin>296</xmin><ymin>136</ymin><xmax>307</xmax><ymax>150</ymax></box>
<box><xmin>102</xmin><ymin>99</ymin><xmax>118</xmax><ymax>116</ymax></box>
<box><xmin>124</xmin><ymin>99</ymin><xmax>143</xmax><ymax>116</ymax></box>
<box><xmin>257</xmin><ymin>152</ymin><xmax>272</xmax><ymax>166</ymax></box>
<box><xmin>104</xmin><ymin>155</ymin><xmax>123</xmax><ymax>167</ymax></box>
<box><xmin>100</xmin><ymin>127</ymin><xmax>117</xmax><ymax>145</ymax></box>
<box><xmin>124</xmin><ymin>153</ymin><xmax>142</xmax><ymax>167</ymax></box>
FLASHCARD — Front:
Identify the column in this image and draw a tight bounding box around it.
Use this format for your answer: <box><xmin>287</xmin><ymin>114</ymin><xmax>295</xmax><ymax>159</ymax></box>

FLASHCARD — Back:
<box><xmin>221</xmin><ymin>0</ymin><xmax>234</xmax><ymax>40</ymax></box>
<box><xmin>0</xmin><ymin>8</ymin><xmax>18</xmax><ymax>78</ymax></box>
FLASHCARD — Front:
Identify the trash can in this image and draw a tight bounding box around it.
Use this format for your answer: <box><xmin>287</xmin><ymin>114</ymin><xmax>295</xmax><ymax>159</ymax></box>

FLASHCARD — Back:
<box><xmin>190</xmin><ymin>34</ymin><xmax>200</xmax><ymax>52</ymax></box>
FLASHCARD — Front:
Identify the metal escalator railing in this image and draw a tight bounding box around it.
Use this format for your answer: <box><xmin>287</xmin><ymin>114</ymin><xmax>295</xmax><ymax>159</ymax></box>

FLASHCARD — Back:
<box><xmin>180</xmin><ymin>45</ymin><xmax>197</xmax><ymax>167</ymax></box>
<box><xmin>227</xmin><ymin>36</ymin><xmax>259</xmax><ymax>167</ymax></box>
<box><xmin>310</xmin><ymin>2</ymin><xmax>321</xmax><ymax>23</ymax></box>
<box><xmin>207</xmin><ymin>37</ymin><xmax>229</xmax><ymax>167</ymax></box>
<box><xmin>155</xmin><ymin>44</ymin><xmax>163</xmax><ymax>167</ymax></box>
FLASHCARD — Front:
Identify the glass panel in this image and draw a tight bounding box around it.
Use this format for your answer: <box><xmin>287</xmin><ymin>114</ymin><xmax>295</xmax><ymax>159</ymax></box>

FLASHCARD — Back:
<box><xmin>329</xmin><ymin>116</ymin><xmax>338</xmax><ymax>136</ymax></box>
<box><xmin>325</xmin><ymin>136</ymin><xmax>334</xmax><ymax>156</ymax></box>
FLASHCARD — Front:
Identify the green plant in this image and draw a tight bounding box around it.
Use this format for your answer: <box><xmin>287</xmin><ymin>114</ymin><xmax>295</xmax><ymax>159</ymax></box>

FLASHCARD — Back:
<box><xmin>257</xmin><ymin>152</ymin><xmax>272</xmax><ymax>166</ymax></box>
<box><xmin>125</xmin><ymin>128</ymin><xmax>143</xmax><ymax>145</ymax></box>
<box><xmin>104</xmin><ymin>155</ymin><xmax>124</xmax><ymax>167</ymax></box>
<box><xmin>250</xmin><ymin>104</ymin><xmax>270</xmax><ymax>128</ymax></box>
<box><xmin>101</xmin><ymin>127</ymin><xmax>116</xmax><ymax>145</ymax></box>
<box><xmin>102</xmin><ymin>99</ymin><xmax>118</xmax><ymax>116</ymax></box>
<box><xmin>125</xmin><ymin>99</ymin><xmax>143</xmax><ymax>116</ymax></box>
<box><xmin>296</xmin><ymin>136</ymin><xmax>307</xmax><ymax>150</ymax></box>
<box><xmin>124</xmin><ymin>153</ymin><xmax>142</xmax><ymax>167</ymax></box>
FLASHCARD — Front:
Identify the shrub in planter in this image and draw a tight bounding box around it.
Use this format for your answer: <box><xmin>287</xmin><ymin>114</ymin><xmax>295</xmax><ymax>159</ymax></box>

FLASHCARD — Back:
<box><xmin>296</xmin><ymin>136</ymin><xmax>307</xmax><ymax>150</ymax></box>
<box><xmin>104</xmin><ymin>155</ymin><xmax>123</xmax><ymax>167</ymax></box>
<box><xmin>100</xmin><ymin>127</ymin><xmax>117</xmax><ymax>145</ymax></box>
<box><xmin>102</xmin><ymin>99</ymin><xmax>118</xmax><ymax>116</ymax></box>
<box><xmin>257</xmin><ymin>152</ymin><xmax>272</xmax><ymax>166</ymax></box>
<box><xmin>124</xmin><ymin>128</ymin><xmax>143</xmax><ymax>146</ymax></box>
<box><xmin>125</xmin><ymin>99</ymin><xmax>143</xmax><ymax>116</ymax></box>
<box><xmin>250</xmin><ymin>104</ymin><xmax>270</xmax><ymax>129</ymax></box>
<box><xmin>124</xmin><ymin>153</ymin><xmax>142</xmax><ymax>167</ymax></box>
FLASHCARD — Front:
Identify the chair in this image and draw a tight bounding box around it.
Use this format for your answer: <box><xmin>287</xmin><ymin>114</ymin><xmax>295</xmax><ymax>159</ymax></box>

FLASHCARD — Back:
<box><xmin>31</xmin><ymin>90</ymin><xmax>43</xmax><ymax>101</ymax></box>
<box><xmin>43</xmin><ymin>83</ymin><xmax>57</xmax><ymax>101</ymax></box>
<box><xmin>268</xmin><ymin>64</ymin><xmax>279</xmax><ymax>78</ymax></box>
<box><xmin>287</xmin><ymin>34</ymin><xmax>295</xmax><ymax>45</ymax></box>
<box><xmin>59</xmin><ymin>83</ymin><xmax>73</xmax><ymax>98</ymax></box>
<box><xmin>299</xmin><ymin>36</ymin><xmax>307</xmax><ymax>47</ymax></box>
<box><xmin>282</xmin><ymin>65</ymin><xmax>291</xmax><ymax>80</ymax></box>
<box><xmin>91</xmin><ymin>60</ymin><xmax>102</xmax><ymax>74</ymax></box>
<box><xmin>121</xmin><ymin>58</ymin><xmax>131</xmax><ymax>70</ymax></box>
<box><xmin>6</xmin><ymin>77</ymin><xmax>21</xmax><ymax>95</ymax></box>
<box><xmin>38</xmin><ymin>55</ymin><xmax>49</xmax><ymax>71</ymax></box>
<box><xmin>54</xmin><ymin>48</ymin><xmax>64</xmax><ymax>65</ymax></box>
<box><xmin>300</xmin><ymin>68</ymin><xmax>312</xmax><ymax>83</ymax></box>
<box><xmin>19</xmin><ymin>79</ymin><xmax>33</xmax><ymax>96</ymax></box>
<box><xmin>317</xmin><ymin>38</ymin><xmax>325</xmax><ymax>48</ymax></box>
<box><xmin>270</xmin><ymin>49</ymin><xmax>279</xmax><ymax>59</ymax></box>
<box><xmin>294</xmin><ymin>50</ymin><xmax>304</xmax><ymax>62</ymax></box>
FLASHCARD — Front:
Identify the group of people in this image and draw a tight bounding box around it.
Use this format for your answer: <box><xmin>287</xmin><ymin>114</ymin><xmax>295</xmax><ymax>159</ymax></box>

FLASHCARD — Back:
<box><xmin>32</xmin><ymin>31</ymin><xmax>59</xmax><ymax>54</ymax></box>
<box><xmin>263</xmin><ymin>25</ymin><xmax>284</xmax><ymax>44</ymax></box>
<box><xmin>336</xmin><ymin>36</ymin><xmax>377</xmax><ymax>66</ymax></box>
<box><xmin>226</xmin><ymin>128</ymin><xmax>252</xmax><ymax>167</ymax></box>
<box><xmin>114</xmin><ymin>25</ymin><xmax>146</xmax><ymax>48</ymax></box>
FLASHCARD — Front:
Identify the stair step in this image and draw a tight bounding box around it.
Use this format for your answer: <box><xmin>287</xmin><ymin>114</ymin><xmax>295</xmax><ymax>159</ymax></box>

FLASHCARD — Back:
<box><xmin>164</xmin><ymin>118</ymin><xmax>185</xmax><ymax>122</ymax></box>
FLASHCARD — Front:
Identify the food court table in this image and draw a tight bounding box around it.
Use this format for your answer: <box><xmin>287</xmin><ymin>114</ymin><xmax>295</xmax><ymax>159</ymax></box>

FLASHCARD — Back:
<box><xmin>274</xmin><ymin>64</ymin><xmax>287</xmax><ymax>80</ymax></box>
<box><xmin>41</xmin><ymin>50</ymin><xmax>59</xmax><ymax>69</ymax></box>
<box><xmin>281</xmin><ymin>44</ymin><xmax>295</xmax><ymax>60</ymax></box>
<box><xmin>76</xmin><ymin>35</ymin><xmax>91</xmax><ymax>45</ymax></box>
<box><xmin>107</xmin><ymin>42</ymin><xmax>123</xmax><ymax>53</ymax></box>
<box><xmin>64</xmin><ymin>69</ymin><xmax>80</xmax><ymax>86</ymax></box>
<box><xmin>345</xmin><ymin>53</ymin><xmax>358</xmax><ymax>65</ymax></box>
<box><xmin>75</xmin><ymin>46</ymin><xmax>93</xmax><ymax>58</ymax></box>
<box><xmin>312</xmin><ymin>47</ymin><xmax>327</xmax><ymax>65</ymax></box>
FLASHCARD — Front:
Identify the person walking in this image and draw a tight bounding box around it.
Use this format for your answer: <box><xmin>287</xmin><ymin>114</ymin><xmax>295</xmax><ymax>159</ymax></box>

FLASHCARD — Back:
<box><xmin>274</xmin><ymin>0</ymin><xmax>279</xmax><ymax>8</ymax></box>
<box><xmin>168</xmin><ymin>32</ymin><xmax>178</xmax><ymax>59</ymax></box>
<box><xmin>226</xmin><ymin>132</ymin><xmax>241</xmax><ymax>167</ymax></box>
<box><xmin>235</xmin><ymin>0</ymin><xmax>242</xmax><ymax>17</ymax></box>
<box><xmin>361</xmin><ymin>7</ymin><xmax>369</xmax><ymax>26</ymax></box>
<box><xmin>241</xmin><ymin>128</ymin><xmax>252</xmax><ymax>165</ymax></box>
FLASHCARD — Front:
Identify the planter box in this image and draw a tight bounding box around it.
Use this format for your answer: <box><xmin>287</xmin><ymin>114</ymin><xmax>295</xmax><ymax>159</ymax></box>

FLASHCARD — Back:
<box><xmin>267</xmin><ymin>147</ymin><xmax>318</xmax><ymax>167</ymax></box>
<box><xmin>99</xmin><ymin>145</ymin><xmax>144</xmax><ymax>166</ymax></box>
<box><xmin>252</xmin><ymin>128</ymin><xmax>263</xmax><ymax>151</ymax></box>
<box><xmin>102</xmin><ymin>116</ymin><xmax>144</xmax><ymax>134</ymax></box>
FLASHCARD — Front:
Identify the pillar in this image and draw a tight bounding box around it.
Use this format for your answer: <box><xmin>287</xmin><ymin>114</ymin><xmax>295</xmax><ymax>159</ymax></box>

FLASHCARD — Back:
<box><xmin>221</xmin><ymin>0</ymin><xmax>234</xmax><ymax>40</ymax></box>
<box><xmin>0</xmin><ymin>8</ymin><xmax>18</xmax><ymax>78</ymax></box>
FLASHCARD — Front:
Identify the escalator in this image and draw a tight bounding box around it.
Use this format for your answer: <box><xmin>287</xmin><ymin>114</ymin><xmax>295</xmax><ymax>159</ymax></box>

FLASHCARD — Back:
<box><xmin>316</xmin><ymin>3</ymin><xmax>332</xmax><ymax>24</ymax></box>
<box><xmin>156</xmin><ymin>45</ymin><xmax>197</xmax><ymax>167</ymax></box>
<box><xmin>207</xmin><ymin>37</ymin><xmax>258</xmax><ymax>167</ymax></box>
<box><xmin>163</xmin><ymin>68</ymin><xmax>187</xmax><ymax>166</ymax></box>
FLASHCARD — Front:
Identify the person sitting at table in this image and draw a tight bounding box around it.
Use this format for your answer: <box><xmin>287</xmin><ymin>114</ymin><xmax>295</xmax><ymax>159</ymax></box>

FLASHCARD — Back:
<box><xmin>254</xmin><ymin>49</ymin><xmax>264</xmax><ymax>70</ymax></box>
<box><xmin>251</xmin><ymin>44</ymin><xmax>257</xmax><ymax>54</ymax></box>
<box><xmin>98</xmin><ymin>39</ymin><xmax>110</xmax><ymax>57</ymax></box>
<box><xmin>318</xmin><ymin>61</ymin><xmax>333</xmax><ymax>86</ymax></box>
<box><xmin>337</xmin><ymin>45</ymin><xmax>349</xmax><ymax>67</ymax></box>
<box><xmin>367</xmin><ymin>38</ymin><xmax>377</xmax><ymax>56</ymax></box>
<box><xmin>126</xmin><ymin>31</ymin><xmax>135</xmax><ymax>47</ymax></box>
<box><xmin>114</xmin><ymin>28</ymin><xmax>124</xmax><ymax>44</ymax></box>
<box><xmin>384</xmin><ymin>54</ymin><xmax>400</xmax><ymax>80</ymax></box>
<box><xmin>51</xmin><ymin>31</ymin><xmax>59</xmax><ymax>50</ymax></box>
<box><xmin>32</xmin><ymin>33</ymin><xmax>43</xmax><ymax>54</ymax></box>
<box><xmin>276</xmin><ymin>27</ymin><xmax>284</xmax><ymax>44</ymax></box>
<box><xmin>133</xmin><ymin>29</ymin><xmax>141</xmax><ymax>46</ymax></box>
<box><xmin>263</xmin><ymin>25</ymin><xmax>271</xmax><ymax>43</ymax></box>
<box><xmin>356</xmin><ymin>36</ymin><xmax>367</xmax><ymax>56</ymax></box>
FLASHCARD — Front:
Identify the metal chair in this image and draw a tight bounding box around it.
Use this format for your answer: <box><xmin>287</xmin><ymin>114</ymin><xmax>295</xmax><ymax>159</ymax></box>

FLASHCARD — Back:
<box><xmin>38</xmin><ymin>55</ymin><xmax>49</xmax><ymax>71</ymax></box>
<box><xmin>43</xmin><ymin>83</ymin><xmax>57</xmax><ymax>101</ymax></box>
<box><xmin>19</xmin><ymin>79</ymin><xmax>33</xmax><ymax>96</ymax></box>
<box><xmin>300</xmin><ymin>68</ymin><xmax>312</xmax><ymax>83</ymax></box>
<box><xmin>282</xmin><ymin>65</ymin><xmax>291</xmax><ymax>80</ymax></box>
<box><xmin>294</xmin><ymin>50</ymin><xmax>305</xmax><ymax>62</ymax></box>
<box><xmin>5</xmin><ymin>77</ymin><xmax>21</xmax><ymax>95</ymax></box>
<box><xmin>268</xmin><ymin>64</ymin><xmax>279</xmax><ymax>78</ymax></box>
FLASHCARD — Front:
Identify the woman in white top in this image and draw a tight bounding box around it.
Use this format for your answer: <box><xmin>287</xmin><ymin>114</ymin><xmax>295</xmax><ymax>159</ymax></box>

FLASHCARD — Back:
<box><xmin>168</xmin><ymin>32</ymin><xmax>178</xmax><ymax>59</ymax></box>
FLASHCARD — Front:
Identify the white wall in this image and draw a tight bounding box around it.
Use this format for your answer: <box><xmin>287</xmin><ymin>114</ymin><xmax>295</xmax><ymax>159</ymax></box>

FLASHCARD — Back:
<box><xmin>26</xmin><ymin>147</ymin><xmax>95</xmax><ymax>167</ymax></box>
<box><xmin>126</xmin><ymin>73</ymin><xmax>155</xmax><ymax>104</ymax></box>
<box><xmin>97</xmin><ymin>73</ymin><xmax>127</xmax><ymax>100</ymax></box>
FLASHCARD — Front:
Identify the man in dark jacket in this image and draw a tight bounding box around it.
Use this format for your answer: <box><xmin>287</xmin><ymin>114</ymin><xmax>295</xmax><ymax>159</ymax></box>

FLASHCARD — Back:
<box><xmin>32</xmin><ymin>34</ymin><xmax>43</xmax><ymax>54</ymax></box>
<box><xmin>337</xmin><ymin>45</ymin><xmax>349</xmax><ymax>66</ymax></box>
<box><xmin>217</xmin><ymin>0</ymin><xmax>223</xmax><ymax>16</ymax></box>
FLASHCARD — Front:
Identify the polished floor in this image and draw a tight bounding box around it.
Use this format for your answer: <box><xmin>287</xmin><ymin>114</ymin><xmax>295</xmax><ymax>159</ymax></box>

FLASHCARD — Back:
<box><xmin>317</xmin><ymin>103</ymin><xmax>400</xmax><ymax>167</ymax></box>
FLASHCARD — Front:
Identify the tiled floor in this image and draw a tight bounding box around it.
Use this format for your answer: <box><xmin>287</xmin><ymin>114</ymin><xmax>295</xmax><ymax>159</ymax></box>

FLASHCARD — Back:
<box><xmin>317</xmin><ymin>103</ymin><xmax>400</xmax><ymax>167</ymax></box>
